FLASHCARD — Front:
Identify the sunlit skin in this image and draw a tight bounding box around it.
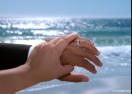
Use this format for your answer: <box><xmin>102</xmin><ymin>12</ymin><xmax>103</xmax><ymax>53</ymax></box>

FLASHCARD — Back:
<box><xmin>0</xmin><ymin>34</ymin><xmax>102</xmax><ymax>94</ymax></box>
<box><xmin>0</xmin><ymin>34</ymin><xmax>77</xmax><ymax>94</ymax></box>
<box><xmin>46</xmin><ymin>36</ymin><xmax>102</xmax><ymax>82</ymax></box>
<box><xmin>59</xmin><ymin>37</ymin><xmax>102</xmax><ymax>82</ymax></box>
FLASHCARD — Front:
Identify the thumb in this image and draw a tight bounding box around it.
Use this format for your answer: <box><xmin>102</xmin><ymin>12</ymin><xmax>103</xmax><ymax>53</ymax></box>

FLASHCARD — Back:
<box><xmin>59</xmin><ymin>65</ymin><xmax>74</xmax><ymax>77</ymax></box>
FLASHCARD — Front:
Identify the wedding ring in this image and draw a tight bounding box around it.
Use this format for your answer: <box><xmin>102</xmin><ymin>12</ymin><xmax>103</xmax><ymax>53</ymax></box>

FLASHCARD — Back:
<box><xmin>76</xmin><ymin>40</ymin><xmax>80</xmax><ymax>47</ymax></box>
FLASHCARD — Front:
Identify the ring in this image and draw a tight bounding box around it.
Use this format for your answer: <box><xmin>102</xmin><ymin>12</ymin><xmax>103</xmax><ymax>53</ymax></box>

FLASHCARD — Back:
<box><xmin>76</xmin><ymin>40</ymin><xmax>80</xmax><ymax>47</ymax></box>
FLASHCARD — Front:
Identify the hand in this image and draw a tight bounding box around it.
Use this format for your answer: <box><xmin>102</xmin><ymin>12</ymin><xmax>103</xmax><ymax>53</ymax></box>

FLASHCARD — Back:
<box><xmin>26</xmin><ymin>33</ymin><xmax>78</xmax><ymax>82</ymax></box>
<box><xmin>59</xmin><ymin>37</ymin><xmax>102</xmax><ymax>82</ymax></box>
<box><xmin>45</xmin><ymin>36</ymin><xmax>102</xmax><ymax>82</ymax></box>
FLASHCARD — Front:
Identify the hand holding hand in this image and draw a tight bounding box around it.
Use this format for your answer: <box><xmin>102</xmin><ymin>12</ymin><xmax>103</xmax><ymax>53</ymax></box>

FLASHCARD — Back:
<box><xmin>26</xmin><ymin>33</ymin><xmax>78</xmax><ymax>83</ymax></box>
<box><xmin>58</xmin><ymin>37</ymin><xmax>102</xmax><ymax>82</ymax></box>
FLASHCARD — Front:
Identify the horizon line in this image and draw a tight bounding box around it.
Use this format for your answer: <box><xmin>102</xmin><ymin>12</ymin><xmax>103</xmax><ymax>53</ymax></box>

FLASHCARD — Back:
<box><xmin>0</xmin><ymin>16</ymin><xmax>131</xmax><ymax>19</ymax></box>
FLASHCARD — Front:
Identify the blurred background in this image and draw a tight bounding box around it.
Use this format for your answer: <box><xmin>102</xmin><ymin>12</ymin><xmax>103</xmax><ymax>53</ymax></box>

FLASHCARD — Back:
<box><xmin>0</xmin><ymin>0</ymin><xmax>131</xmax><ymax>94</ymax></box>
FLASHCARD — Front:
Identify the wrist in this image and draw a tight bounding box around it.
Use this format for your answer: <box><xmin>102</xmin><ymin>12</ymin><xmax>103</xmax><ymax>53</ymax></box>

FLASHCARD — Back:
<box><xmin>14</xmin><ymin>64</ymin><xmax>38</xmax><ymax>92</ymax></box>
<box><xmin>0</xmin><ymin>64</ymin><xmax>38</xmax><ymax>93</ymax></box>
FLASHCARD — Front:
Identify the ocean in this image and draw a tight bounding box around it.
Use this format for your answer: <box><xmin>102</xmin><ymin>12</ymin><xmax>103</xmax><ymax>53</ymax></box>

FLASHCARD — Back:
<box><xmin>0</xmin><ymin>17</ymin><xmax>131</xmax><ymax>94</ymax></box>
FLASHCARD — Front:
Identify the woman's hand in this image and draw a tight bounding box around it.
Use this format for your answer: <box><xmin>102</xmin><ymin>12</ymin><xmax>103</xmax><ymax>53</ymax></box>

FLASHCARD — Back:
<box><xmin>58</xmin><ymin>37</ymin><xmax>102</xmax><ymax>82</ymax></box>
<box><xmin>45</xmin><ymin>36</ymin><xmax>102</xmax><ymax>82</ymax></box>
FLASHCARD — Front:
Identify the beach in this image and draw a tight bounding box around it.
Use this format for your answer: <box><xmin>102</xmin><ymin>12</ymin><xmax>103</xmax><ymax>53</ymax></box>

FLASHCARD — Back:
<box><xmin>0</xmin><ymin>17</ymin><xmax>131</xmax><ymax>94</ymax></box>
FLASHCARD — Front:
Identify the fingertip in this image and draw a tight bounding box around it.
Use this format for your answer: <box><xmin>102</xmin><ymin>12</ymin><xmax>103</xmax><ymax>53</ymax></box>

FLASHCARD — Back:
<box><xmin>96</xmin><ymin>58</ymin><xmax>103</xmax><ymax>67</ymax></box>
<box><xmin>81</xmin><ymin>77</ymin><xmax>89</xmax><ymax>82</ymax></box>
<box><xmin>99</xmin><ymin>63</ymin><xmax>103</xmax><ymax>67</ymax></box>
<box><xmin>93</xmin><ymin>70</ymin><xmax>97</xmax><ymax>74</ymax></box>
<box><xmin>97</xmin><ymin>51</ymin><xmax>100</xmax><ymax>56</ymax></box>
<box><xmin>97</xmin><ymin>61</ymin><xmax>103</xmax><ymax>67</ymax></box>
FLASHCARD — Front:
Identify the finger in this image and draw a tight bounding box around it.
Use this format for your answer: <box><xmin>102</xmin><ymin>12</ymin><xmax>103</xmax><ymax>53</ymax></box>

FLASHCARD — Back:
<box><xmin>84</xmin><ymin>52</ymin><xmax>103</xmax><ymax>67</ymax></box>
<box><xmin>61</xmin><ymin>51</ymin><xmax>97</xmax><ymax>74</ymax></box>
<box><xmin>67</xmin><ymin>46</ymin><xmax>102</xmax><ymax>67</ymax></box>
<box><xmin>59</xmin><ymin>73</ymin><xmax>89</xmax><ymax>82</ymax></box>
<box><xmin>83</xmin><ymin>48</ymin><xmax>100</xmax><ymax>57</ymax></box>
<box><xmin>70</xmin><ymin>40</ymin><xmax>100</xmax><ymax>56</ymax></box>
<box><xmin>56</xmin><ymin>33</ymin><xmax>78</xmax><ymax>54</ymax></box>
<box><xmin>58</xmin><ymin>65</ymin><xmax>74</xmax><ymax>77</ymax></box>
<box><xmin>78</xmin><ymin>37</ymin><xmax>94</xmax><ymax>45</ymax></box>
<box><xmin>50</xmin><ymin>35</ymin><xmax>67</xmax><ymax>44</ymax></box>
<box><xmin>75</xmin><ymin>56</ymin><xmax>97</xmax><ymax>74</ymax></box>
<box><xmin>79</xmin><ymin>38</ymin><xmax>99</xmax><ymax>55</ymax></box>
<box><xmin>81</xmin><ymin>42</ymin><xmax>100</xmax><ymax>56</ymax></box>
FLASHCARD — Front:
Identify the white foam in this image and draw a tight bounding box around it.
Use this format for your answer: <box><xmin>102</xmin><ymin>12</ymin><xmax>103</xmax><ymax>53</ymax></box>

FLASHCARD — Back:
<box><xmin>31</xmin><ymin>30</ymin><xmax>64</xmax><ymax>36</ymax></box>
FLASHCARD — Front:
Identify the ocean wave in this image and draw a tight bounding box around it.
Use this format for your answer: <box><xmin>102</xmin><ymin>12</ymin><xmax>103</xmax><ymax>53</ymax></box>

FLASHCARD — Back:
<box><xmin>0</xmin><ymin>18</ymin><xmax>131</xmax><ymax>46</ymax></box>
<box><xmin>0</xmin><ymin>36</ymin><xmax>131</xmax><ymax>46</ymax></box>
<box><xmin>0</xmin><ymin>18</ymin><xmax>131</xmax><ymax>47</ymax></box>
<box><xmin>0</xmin><ymin>17</ymin><xmax>131</xmax><ymax>33</ymax></box>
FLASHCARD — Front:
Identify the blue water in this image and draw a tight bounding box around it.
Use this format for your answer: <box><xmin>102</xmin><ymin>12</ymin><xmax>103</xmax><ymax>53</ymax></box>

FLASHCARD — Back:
<box><xmin>0</xmin><ymin>17</ymin><xmax>131</xmax><ymax>94</ymax></box>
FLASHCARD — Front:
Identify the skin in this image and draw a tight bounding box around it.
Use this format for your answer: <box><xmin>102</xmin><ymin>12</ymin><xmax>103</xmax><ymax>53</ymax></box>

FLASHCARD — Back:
<box><xmin>0</xmin><ymin>34</ymin><xmax>77</xmax><ymax>94</ymax></box>
<box><xmin>59</xmin><ymin>38</ymin><xmax>102</xmax><ymax>82</ymax></box>
<box><xmin>46</xmin><ymin>36</ymin><xmax>102</xmax><ymax>82</ymax></box>
<box><xmin>0</xmin><ymin>34</ymin><xmax>102</xmax><ymax>94</ymax></box>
